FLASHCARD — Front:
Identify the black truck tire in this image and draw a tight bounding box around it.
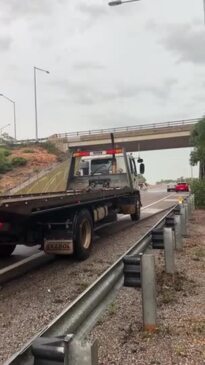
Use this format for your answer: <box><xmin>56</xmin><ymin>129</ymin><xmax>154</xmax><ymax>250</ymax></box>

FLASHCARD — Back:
<box><xmin>0</xmin><ymin>244</ymin><xmax>16</xmax><ymax>257</ymax></box>
<box><xmin>73</xmin><ymin>210</ymin><xmax>93</xmax><ymax>260</ymax></box>
<box><xmin>130</xmin><ymin>199</ymin><xmax>141</xmax><ymax>221</ymax></box>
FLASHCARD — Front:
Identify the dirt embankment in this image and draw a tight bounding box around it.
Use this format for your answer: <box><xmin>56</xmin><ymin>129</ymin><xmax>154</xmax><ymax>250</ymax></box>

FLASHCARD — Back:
<box><xmin>0</xmin><ymin>147</ymin><xmax>59</xmax><ymax>193</ymax></box>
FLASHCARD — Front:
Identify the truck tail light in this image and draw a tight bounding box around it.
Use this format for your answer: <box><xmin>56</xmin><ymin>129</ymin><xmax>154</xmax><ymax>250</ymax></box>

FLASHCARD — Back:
<box><xmin>0</xmin><ymin>222</ymin><xmax>4</xmax><ymax>230</ymax></box>
<box><xmin>73</xmin><ymin>148</ymin><xmax>123</xmax><ymax>158</ymax></box>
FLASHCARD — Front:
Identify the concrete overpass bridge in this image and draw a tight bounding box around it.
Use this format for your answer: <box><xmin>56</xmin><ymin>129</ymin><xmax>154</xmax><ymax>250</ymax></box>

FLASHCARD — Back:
<box><xmin>50</xmin><ymin>118</ymin><xmax>198</xmax><ymax>153</ymax></box>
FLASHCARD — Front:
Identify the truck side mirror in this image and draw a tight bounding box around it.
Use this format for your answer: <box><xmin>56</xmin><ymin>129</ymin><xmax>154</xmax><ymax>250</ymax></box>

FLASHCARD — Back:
<box><xmin>140</xmin><ymin>163</ymin><xmax>145</xmax><ymax>174</ymax></box>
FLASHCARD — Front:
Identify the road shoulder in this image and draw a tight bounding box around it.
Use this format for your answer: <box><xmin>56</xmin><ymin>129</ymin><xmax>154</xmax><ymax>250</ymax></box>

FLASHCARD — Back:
<box><xmin>88</xmin><ymin>209</ymin><xmax>205</xmax><ymax>365</ymax></box>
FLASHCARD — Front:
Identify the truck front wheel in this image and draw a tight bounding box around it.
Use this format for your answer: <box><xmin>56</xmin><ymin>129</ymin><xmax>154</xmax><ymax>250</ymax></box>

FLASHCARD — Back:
<box><xmin>0</xmin><ymin>244</ymin><xmax>16</xmax><ymax>257</ymax></box>
<box><xmin>73</xmin><ymin>210</ymin><xmax>93</xmax><ymax>260</ymax></box>
<box><xmin>130</xmin><ymin>199</ymin><xmax>141</xmax><ymax>221</ymax></box>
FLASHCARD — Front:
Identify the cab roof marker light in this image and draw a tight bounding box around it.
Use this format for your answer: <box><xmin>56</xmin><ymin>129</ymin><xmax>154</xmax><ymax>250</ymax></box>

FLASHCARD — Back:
<box><xmin>73</xmin><ymin>151</ymin><xmax>90</xmax><ymax>157</ymax></box>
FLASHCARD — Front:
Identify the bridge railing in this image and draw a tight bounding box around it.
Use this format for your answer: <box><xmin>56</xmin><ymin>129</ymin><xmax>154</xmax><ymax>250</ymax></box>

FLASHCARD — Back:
<box><xmin>54</xmin><ymin>118</ymin><xmax>199</xmax><ymax>140</ymax></box>
<box><xmin>0</xmin><ymin>118</ymin><xmax>198</xmax><ymax>146</ymax></box>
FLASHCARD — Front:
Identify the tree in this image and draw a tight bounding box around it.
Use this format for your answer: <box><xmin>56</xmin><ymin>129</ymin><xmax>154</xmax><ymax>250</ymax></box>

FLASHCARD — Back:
<box><xmin>190</xmin><ymin>117</ymin><xmax>205</xmax><ymax>179</ymax></box>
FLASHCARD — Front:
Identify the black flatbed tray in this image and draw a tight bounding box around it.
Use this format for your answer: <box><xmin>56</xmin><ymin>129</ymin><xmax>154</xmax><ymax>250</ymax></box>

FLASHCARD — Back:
<box><xmin>0</xmin><ymin>187</ymin><xmax>133</xmax><ymax>217</ymax></box>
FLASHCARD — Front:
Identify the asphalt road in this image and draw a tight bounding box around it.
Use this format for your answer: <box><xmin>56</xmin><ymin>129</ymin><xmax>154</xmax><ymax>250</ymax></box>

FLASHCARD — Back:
<box><xmin>0</xmin><ymin>187</ymin><xmax>187</xmax><ymax>270</ymax></box>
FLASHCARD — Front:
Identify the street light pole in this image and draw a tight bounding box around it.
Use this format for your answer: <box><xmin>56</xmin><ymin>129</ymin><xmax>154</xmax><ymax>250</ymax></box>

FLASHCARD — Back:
<box><xmin>203</xmin><ymin>0</ymin><xmax>205</xmax><ymax>24</ymax></box>
<box><xmin>108</xmin><ymin>0</ymin><xmax>141</xmax><ymax>6</ymax></box>
<box><xmin>34</xmin><ymin>66</ymin><xmax>50</xmax><ymax>142</ymax></box>
<box><xmin>0</xmin><ymin>94</ymin><xmax>16</xmax><ymax>140</ymax></box>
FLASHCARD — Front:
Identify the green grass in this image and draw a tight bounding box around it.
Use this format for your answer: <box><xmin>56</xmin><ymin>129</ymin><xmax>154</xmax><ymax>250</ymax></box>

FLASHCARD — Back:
<box><xmin>16</xmin><ymin>159</ymin><xmax>71</xmax><ymax>194</ymax></box>
<box><xmin>0</xmin><ymin>148</ymin><xmax>11</xmax><ymax>157</ymax></box>
<box><xmin>192</xmin><ymin>248</ymin><xmax>205</xmax><ymax>259</ymax></box>
<box><xmin>108</xmin><ymin>302</ymin><xmax>117</xmax><ymax>316</ymax></box>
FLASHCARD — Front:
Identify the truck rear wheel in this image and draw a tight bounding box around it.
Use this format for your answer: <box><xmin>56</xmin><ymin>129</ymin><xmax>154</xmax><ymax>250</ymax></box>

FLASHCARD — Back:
<box><xmin>73</xmin><ymin>210</ymin><xmax>93</xmax><ymax>260</ymax></box>
<box><xmin>0</xmin><ymin>244</ymin><xmax>16</xmax><ymax>257</ymax></box>
<box><xmin>130</xmin><ymin>200</ymin><xmax>141</xmax><ymax>221</ymax></box>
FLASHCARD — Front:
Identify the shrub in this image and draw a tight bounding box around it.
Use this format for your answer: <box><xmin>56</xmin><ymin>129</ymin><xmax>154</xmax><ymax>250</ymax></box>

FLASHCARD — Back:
<box><xmin>11</xmin><ymin>157</ymin><xmax>27</xmax><ymax>167</ymax></box>
<box><xmin>0</xmin><ymin>161</ymin><xmax>12</xmax><ymax>173</ymax></box>
<box><xmin>41</xmin><ymin>141</ymin><xmax>66</xmax><ymax>161</ymax></box>
<box><xmin>0</xmin><ymin>148</ymin><xmax>11</xmax><ymax>157</ymax></box>
<box><xmin>42</xmin><ymin>142</ymin><xmax>58</xmax><ymax>155</ymax></box>
<box><xmin>0</xmin><ymin>150</ymin><xmax>12</xmax><ymax>173</ymax></box>
<box><xmin>23</xmin><ymin>149</ymin><xmax>34</xmax><ymax>153</ymax></box>
<box><xmin>190</xmin><ymin>179</ymin><xmax>205</xmax><ymax>208</ymax></box>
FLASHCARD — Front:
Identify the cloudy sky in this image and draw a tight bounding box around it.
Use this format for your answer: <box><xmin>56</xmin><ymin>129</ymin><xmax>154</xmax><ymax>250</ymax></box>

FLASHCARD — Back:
<box><xmin>0</xmin><ymin>0</ymin><xmax>203</xmax><ymax>182</ymax></box>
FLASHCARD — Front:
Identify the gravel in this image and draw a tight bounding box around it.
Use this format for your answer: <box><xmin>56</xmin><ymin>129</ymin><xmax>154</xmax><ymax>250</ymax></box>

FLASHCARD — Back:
<box><xmin>0</xmin><ymin>211</ymin><xmax>168</xmax><ymax>363</ymax></box>
<box><xmin>88</xmin><ymin>210</ymin><xmax>205</xmax><ymax>365</ymax></box>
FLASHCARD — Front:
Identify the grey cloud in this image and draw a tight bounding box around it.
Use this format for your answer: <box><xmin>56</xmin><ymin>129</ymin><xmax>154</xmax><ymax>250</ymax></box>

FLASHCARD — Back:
<box><xmin>52</xmin><ymin>77</ymin><xmax>177</xmax><ymax>105</ymax></box>
<box><xmin>146</xmin><ymin>78</ymin><xmax>177</xmax><ymax>99</ymax></box>
<box><xmin>0</xmin><ymin>0</ymin><xmax>58</xmax><ymax>19</ymax></box>
<box><xmin>0</xmin><ymin>35</ymin><xmax>12</xmax><ymax>51</ymax></box>
<box><xmin>161</xmin><ymin>24</ymin><xmax>205</xmax><ymax>65</ymax></box>
<box><xmin>77</xmin><ymin>2</ymin><xmax>107</xmax><ymax>19</ymax></box>
<box><xmin>73</xmin><ymin>62</ymin><xmax>105</xmax><ymax>71</ymax></box>
<box><xmin>53</xmin><ymin>80</ymin><xmax>140</xmax><ymax>105</ymax></box>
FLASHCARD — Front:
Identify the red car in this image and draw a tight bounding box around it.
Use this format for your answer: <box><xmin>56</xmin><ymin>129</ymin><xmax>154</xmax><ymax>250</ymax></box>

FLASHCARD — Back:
<box><xmin>175</xmin><ymin>182</ymin><xmax>189</xmax><ymax>192</ymax></box>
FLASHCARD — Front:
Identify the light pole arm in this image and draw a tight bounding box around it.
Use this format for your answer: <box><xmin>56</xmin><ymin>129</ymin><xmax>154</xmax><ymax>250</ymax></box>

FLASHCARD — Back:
<box><xmin>0</xmin><ymin>123</ymin><xmax>10</xmax><ymax>134</ymax></box>
<box><xmin>0</xmin><ymin>94</ymin><xmax>14</xmax><ymax>104</ymax></box>
<box><xmin>34</xmin><ymin>66</ymin><xmax>50</xmax><ymax>74</ymax></box>
<box><xmin>108</xmin><ymin>0</ymin><xmax>141</xmax><ymax>6</ymax></box>
<box><xmin>0</xmin><ymin>93</ymin><xmax>16</xmax><ymax>139</ymax></box>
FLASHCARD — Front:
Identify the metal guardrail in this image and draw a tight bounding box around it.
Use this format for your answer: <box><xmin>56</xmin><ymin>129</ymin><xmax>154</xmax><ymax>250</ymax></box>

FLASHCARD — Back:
<box><xmin>5</xmin><ymin>205</ymin><xmax>179</xmax><ymax>365</ymax></box>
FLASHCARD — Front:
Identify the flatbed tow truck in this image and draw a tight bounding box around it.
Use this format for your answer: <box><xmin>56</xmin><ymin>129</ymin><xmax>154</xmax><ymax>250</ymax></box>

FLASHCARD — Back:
<box><xmin>0</xmin><ymin>146</ymin><xmax>145</xmax><ymax>260</ymax></box>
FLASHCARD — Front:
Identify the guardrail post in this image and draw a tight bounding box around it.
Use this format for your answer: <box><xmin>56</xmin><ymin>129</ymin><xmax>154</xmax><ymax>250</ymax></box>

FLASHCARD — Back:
<box><xmin>64</xmin><ymin>334</ymin><xmax>72</xmax><ymax>365</ymax></box>
<box><xmin>187</xmin><ymin>197</ymin><xmax>192</xmax><ymax>217</ymax></box>
<box><xmin>180</xmin><ymin>205</ymin><xmax>187</xmax><ymax>237</ymax></box>
<box><xmin>163</xmin><ymin>227</ymin><xmax>175</xmax><ymax>274</ymax></box>
<box><xmin>184</xmin><ymin>202</ymin><xmax>189</xmax><ymax>222</ymax></box>
<box><xmin>192</xmin><ymin>193</ymin><xmax>195</xmax><ymax>210</ymax></box>
<box><xmin>67</xmin><ymin>338</ymin><xmax>98</xmax><ymax>365</ymax></box>
<box><xmin>190</xmin><ymin>194</ymin><xmax>195</xmax><ymax>213</ymax></box>
<box><xmin>141</xmin><ymin>254</ymin><xmax>157</xmax><ymax>332</ymax></box>
<box><xmin>174</xmin><ymin>214</ymin><xmax>182</xmax><ymax>250</ymax></box>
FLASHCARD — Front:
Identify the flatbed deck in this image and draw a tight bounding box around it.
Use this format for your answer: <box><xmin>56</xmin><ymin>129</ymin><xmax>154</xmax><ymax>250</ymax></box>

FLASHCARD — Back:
<box><xmin>0</xmin><ymin>187</ymin><xmax>133</xmax><ymax>217</ymax></box>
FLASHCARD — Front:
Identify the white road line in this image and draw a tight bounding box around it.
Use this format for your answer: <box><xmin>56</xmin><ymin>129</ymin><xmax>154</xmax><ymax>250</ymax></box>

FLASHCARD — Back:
<box><xmin>143</xmin><ymin>208</ymin><xmax>162</xmax><ymax>214</ymax></box>
<box><xmin>142</xmin><ymin>193</ymin><xmax>175</xmax><ymax>210</ymax></box>
<box><xmin>118</xmin><ymin>193</ymin><xmax>175</xmax><ymax>221</ymax></box>
<box><xmin>165</xmin><ymin>198</ymin><xmax>179</xmax><ymax>202</ymax></box>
